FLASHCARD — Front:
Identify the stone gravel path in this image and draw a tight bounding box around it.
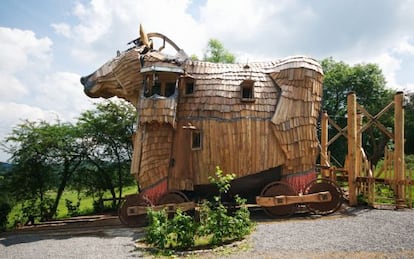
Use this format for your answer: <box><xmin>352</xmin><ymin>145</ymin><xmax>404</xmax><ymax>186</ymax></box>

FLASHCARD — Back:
<box><xmin>1</xmin><ymin>206</ymin><xmax>413</xmax><ymax>258</ymax></box>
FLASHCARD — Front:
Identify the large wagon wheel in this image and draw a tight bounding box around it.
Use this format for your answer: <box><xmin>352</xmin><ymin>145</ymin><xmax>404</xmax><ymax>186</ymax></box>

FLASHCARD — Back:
<box><xmin>303</xmin><ymin>178</ymin><xmax>343</xmax><ymax>215</ymax></box>
<box><xmin>157</xmin><ymin>191</ymin><xmax>189</xmax><ymax>205</ymax></box>
<box><xmin>260</xmin><ymin>181</ymin><xmax>297</xmax><ymax>217</ymax></box>
<box><xmin>118</xmin><ymin>194</ymin><xmax>152</xmax><ymax>227</ymax></box>
<box><xmin>156</xmin><ymin>191</ymin><xmax>190</xmax><ymax>216</ymax></box>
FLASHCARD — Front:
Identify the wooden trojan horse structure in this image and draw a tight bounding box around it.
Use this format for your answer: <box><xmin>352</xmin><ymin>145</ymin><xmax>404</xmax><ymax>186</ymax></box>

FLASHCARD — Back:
<box><xmin>320</xmin><ymin>91</ymin><xmax>411</xmax><ymax>209</ymax></box>
<box><xmin>81</xmin><ymin>25</ymin><xmax>343</xmax><ymax>226</ymax></box>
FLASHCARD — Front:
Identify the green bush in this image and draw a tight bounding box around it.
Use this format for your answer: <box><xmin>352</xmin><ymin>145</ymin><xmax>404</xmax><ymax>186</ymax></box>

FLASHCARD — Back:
<box><xmin>197</xmin><ymin>194</ymin><xmax>252</xmax><ymax>245</ymax></box>
<box><xmin>146</xmin><ymin>209</ymin><xmax>195</xmax><ymax>250</ymax></box>
<box><xmin>65</xmin><ymin>199</ymin><xmax>81</xmax><ymax>217</ymax></box>
<box><xmin>145</xmin><ymin>166</ymin><xmax>254</xmax><ymax>252</ymax></box>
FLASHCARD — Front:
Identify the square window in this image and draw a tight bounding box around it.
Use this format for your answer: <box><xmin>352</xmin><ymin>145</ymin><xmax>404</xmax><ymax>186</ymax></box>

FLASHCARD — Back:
<box><xmin>240</xmin><ymin>80</ymin><xmax>255</xmax><ymax>102</ymax></box>
<box><xmin>185</xmin><ymin>82</ymin><xmax>194</xmax><ymax>95</ymax></box>
<box><xmin>242</xmin><ymin>86</ymin><xmax>253</xmax><ymax>99</ymax></box>
<box><xmin>191</xmin><ymin>131</ymin><xmax>202</xmax><ymax>150</ymax></box>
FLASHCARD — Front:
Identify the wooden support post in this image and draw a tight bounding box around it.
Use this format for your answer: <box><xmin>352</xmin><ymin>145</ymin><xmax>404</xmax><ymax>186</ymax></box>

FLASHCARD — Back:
<box><xmin>356</xmin><ymin>112</ymin><xmax>363</xmax><ymax>174</ymax></box>
<box><xmin>321</xmin><ymin>110</ymin><xmax>329</xmax><ymax>178</ymax></box>
<box><xmin>356</xmin><ymin>112</ymin><xmax>363</xmax><ymax>198</ymax></box>
<box><xmin>347</xmin><ymin>92</ymin><xmax>358</xmax><ymax>206</ymax></box>
<box><xmin>394</xmin><ymin>92</ymin><xmax>405</xmax><ymax>209</ymax></box>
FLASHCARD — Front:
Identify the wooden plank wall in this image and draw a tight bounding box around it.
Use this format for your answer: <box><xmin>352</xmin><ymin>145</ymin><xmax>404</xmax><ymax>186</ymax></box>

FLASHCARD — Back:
<box><xmin>170</xmin><ymin>61</ymin><xmax>283</xmax><ymax>186</ymax></box>
<box><xmin>140</xmin><ymin>97</ymin><xmax>177</xmax><ymax>126</ymax></box>
<box><xmin>137</xmin><ymin>123</ymin><xmax>173</xmax><ymax>190</ymax></box>
<box><xmin>183</xmin><ymin>119</ymin><xmax>285</xmax><ymax>185</ymax></box>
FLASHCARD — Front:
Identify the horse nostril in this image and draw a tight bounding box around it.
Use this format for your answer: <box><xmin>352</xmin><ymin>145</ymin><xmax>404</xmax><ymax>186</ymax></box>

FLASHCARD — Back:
<box><xmin>80</xmin><ymin>76</ymin><xmax>87</xmax><ymax>85</ymax></box>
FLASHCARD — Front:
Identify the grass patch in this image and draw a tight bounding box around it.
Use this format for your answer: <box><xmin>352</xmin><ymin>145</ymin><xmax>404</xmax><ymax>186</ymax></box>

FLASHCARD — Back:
<box><xmin>55</xmin><ymin>185</ymin><xmax>139</xmax><ymax>218</ymax></box>
<box><xmin>6</xmin><ymin>185</ymin><xmax>138</xmax><ymax>228</ymax></box>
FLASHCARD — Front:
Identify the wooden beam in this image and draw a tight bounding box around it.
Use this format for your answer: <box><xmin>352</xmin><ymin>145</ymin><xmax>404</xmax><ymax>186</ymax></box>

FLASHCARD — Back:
<box><xmin>320</xmin><ymin>111</ymin><xmax>330</xmax><ymax>177</ymax></box>
<box><xmin>356</xmin><ymin>113</ymin><xmax>363</xmax><ymax>177</ymax></box>
<box><xmin>126</xmin><ymin>201</ymin><xmax>196</xmax><ymax>216</ymax></box>
<box><xmin>256</xmin><ymin>191</ymin><xmax>332</xmax><ymax>207</ymax></box>
<box><xmin>394</xmin><ymin>92</ymin><xmax>405</xmax><ymax>209</ymax></box>
<box><xmin>357</xmin><ymin>104</ymin><xmax>394</xmax><ymax>139</ymax></box>
<box><xmin>347</xmin><ymin>92</ymin><xmax>358</xmax><ymax>206</ymax></box>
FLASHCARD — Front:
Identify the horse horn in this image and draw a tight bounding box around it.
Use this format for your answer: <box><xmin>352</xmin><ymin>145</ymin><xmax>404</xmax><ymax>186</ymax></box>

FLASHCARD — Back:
<box><xmin>139</xmin><ymin>24</ymin><xmax>150</xmax><ymax>48</ymax></box>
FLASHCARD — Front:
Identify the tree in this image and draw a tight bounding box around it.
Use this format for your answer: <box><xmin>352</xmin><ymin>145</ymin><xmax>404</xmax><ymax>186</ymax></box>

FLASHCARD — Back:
<box><xmin>321</xmin><ymin>58</ymin><xmax>394</xmax><ymax>167</ymax></box>
<box><xmin>3</xmin><ymin>120</ymin><xmax>83</xmax><ymax>220</ymax></box>
<box><xmin>77</xmin><ymin>100</ymin><xmax>136</xmax><ymax>208</ymax></box>
<box><xmin>203</xmin><ymin>39</ymin><xmax>236</xmax><ymax>63</ymax></box>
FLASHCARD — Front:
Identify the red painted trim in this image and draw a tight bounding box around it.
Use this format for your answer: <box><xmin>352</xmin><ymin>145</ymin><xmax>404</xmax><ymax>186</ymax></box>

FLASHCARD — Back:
<box><xmin>282</xmin><ymin>171</ymin><xmax>317</xmax><ymax>193</ymax></box>
<box><xmin>140</xmin><ymin>178</ymin><xmax>168</xmax><ymax>204</ymax></box>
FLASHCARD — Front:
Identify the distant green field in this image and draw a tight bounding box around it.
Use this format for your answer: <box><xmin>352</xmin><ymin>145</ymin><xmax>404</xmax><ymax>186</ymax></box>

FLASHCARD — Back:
<box><xmin>7</xmin><ymin>185</ymin><xmax>138</xmax><ymax>228</ymax></box>
<box><xmin>55</xmin><ymin>185</ymin><xmax>139</xmax><ymax>218</ymax></box>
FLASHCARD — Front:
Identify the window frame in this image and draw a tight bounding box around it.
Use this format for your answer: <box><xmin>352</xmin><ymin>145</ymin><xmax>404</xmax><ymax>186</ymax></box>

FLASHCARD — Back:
<box><xmin>181</xmin><ymin>77</ymin><xmax>195</xmax><ymax>96</ymax></box>
<box><xmin>240</xmin><ymin>79</ymin><xmax>255</xmax><ymax>102</ymax></box>
<box><xmin>191</xmin><ymin>130</ymin><xmax>202</xmax><ymax>150</ymax></box>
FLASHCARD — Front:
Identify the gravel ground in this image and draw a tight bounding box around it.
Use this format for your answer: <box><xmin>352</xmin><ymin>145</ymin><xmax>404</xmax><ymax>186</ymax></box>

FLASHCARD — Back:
<box><xmin>1</xmin><ymin>206</ymin><xmax>414</xmax><ymax>258</ymax></box>
<box><xmin>0</xmin><ymin>227</ymin><xmax>145</xmax><ymax>258</ymax></box>
<box><xmin>239</xmin><ymin>207</ymin><xmax>414</xmax><ymax>258</ymax></box>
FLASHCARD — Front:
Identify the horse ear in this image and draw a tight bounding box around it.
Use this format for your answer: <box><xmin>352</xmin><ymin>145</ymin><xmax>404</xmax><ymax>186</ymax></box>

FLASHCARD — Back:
<box><xmin>139</xmin><ymin>24</ymin><xmax>150</xmax><ymax>48</ymax></box>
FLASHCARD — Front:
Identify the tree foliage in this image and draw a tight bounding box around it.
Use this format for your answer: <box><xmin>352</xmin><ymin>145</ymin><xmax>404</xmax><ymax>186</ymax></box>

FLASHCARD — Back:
<box><xmin>321</xmin><ymin>58</ymin><xmax>394</xmax><ymax>166</ymax></box>
<box><xmin>77</xmin><ymin>100</ymin><xmax>136</xmax><ymax>208</ymax></box>
<box><xmin>203</xmin><ymin>39</ymin><xmax>236</xmax><ymax>63</ymax></box>
<box><xmin>3</xmin><ymin>120</ymin><xmax>81</xmax><ymax>220</ymax></box>
<box><xmin>1</xmin><ymin>99</ymin><xmax>137</xmax><ymax>223</ymax></box>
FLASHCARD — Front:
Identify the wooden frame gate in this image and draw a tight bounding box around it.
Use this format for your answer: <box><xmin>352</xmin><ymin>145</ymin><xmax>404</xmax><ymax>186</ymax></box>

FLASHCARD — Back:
<box><xmin>320</xmin><ymin>91</ymin><xmax>412</xmax><ymax>209</ymax></box>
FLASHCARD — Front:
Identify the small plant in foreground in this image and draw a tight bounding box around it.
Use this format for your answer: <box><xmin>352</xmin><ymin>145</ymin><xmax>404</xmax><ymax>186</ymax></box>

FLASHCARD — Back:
<box><xmin>146</xmin><ymin>208</ymin><xmax>195</xmax><ymax>250</ymax></box>
<box><xmin>144</xmin><ymin>166</ymin><xmax>254</xmax><ymax>252</ymax></box>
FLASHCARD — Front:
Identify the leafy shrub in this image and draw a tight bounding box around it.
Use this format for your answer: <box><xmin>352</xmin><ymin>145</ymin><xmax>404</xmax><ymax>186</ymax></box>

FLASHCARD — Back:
<box><xmin>20</xmin><ymin>196</ymin><xmax>55</xmax><ymax>223</ymax></box>
<box><xmin>145</xmin><ymin>166</ymin><xmax>254</xmax><ymax>252</ymax></box>
<box><xmin>65</xmin><ymin>199</ymin><xmax>80</xmax><ymax>217</ymax></box>
<box><xmin>146</xmin><ymin>209</ymin><xmax>195</xmax><ymax>250</ymax></box>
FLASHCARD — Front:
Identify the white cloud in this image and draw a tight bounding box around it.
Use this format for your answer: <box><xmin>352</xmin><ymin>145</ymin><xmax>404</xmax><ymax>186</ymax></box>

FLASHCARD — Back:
<box><xmin>0</xmin><ymin>72</ymin><xmax>28</xmax><ymax>101</ymax></box>
<box><xmin>51</xmin><ymin>0</ymin><xmax>414</xmax><ymax>92</ymax></box>
<box><xmin>0</xmin><ymin>102</ymin><xmax>60</xmax><ymax>162</ymax></box>
<box><xmin>394</xmin><ymin>36</ymin><xmax>414</xmax><ymax>55</ymax></box>
<box><xmin>33</xmin><ymin>71</ymin><xmax>95</xmax><ymax>121</ymax></box>
<box><xmin>0</xmin><ymin>27</ymin><xmax>96</xmax><ymax>161</ymax></box>
<box><xmin>371</xmin><ymin>53</ymin><xmax>402</xmax><ymax>90</ymax></box>
<box><xmin>0</xmin><ymin>27</ymin><xmax>53</xmax><ymax>104</ymax></box>
<box><xmin>53</xmin><ymin>0</ymin><xmax>204</xmax><ymax>65</ymax></box>
<box><xmin>51</xmin><ymin>23</ymin><xmax>72</xmax><ymax>38</ymax></box>
<box><xmin>0</xmin><ymin>27</ymin><xmax>52</xmax><ymax>73</ymax></box>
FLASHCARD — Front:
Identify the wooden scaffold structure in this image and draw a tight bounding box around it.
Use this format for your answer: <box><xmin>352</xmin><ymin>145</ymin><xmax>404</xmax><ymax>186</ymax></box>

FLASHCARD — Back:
<box><xmin>320</xmin><ymin>91</ymin><xmax>412</xmax><ymax>209</ymax></box>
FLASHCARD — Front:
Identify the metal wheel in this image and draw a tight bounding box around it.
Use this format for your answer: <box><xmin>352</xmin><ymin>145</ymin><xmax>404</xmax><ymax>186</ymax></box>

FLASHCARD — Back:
<box><xmin>118</xmin><ymin>194</ymin><xmax>152</xmax><ymax>227</ymax></box>
<box><xmin>303</xmin><ymin>178</ymin><xmax>343</xmax><ymax>215</ymax></box>
<box><xmin>260</xmin><ymin>181</ymin><xmax>297</xmax><ymax>217</ymax></box>
<box><xmin>156</xmin><ymin>191</ymin><xmax>189</xmax><ymax>205</ymax></box>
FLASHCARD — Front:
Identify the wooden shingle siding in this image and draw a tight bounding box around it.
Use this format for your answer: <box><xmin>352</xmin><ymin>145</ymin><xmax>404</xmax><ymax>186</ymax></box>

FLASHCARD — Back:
<box><xmin>82</xmin><ymin>37</ymin><xmax>324</xmax><ymax>195</ymax></box>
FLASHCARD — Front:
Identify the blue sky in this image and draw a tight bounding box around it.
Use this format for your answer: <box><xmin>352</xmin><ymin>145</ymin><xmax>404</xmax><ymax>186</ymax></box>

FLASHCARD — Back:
<box><xmin>1</xmin><ymin>0</ymin><xmax>414</xmax><ymax>162</ymax></box>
